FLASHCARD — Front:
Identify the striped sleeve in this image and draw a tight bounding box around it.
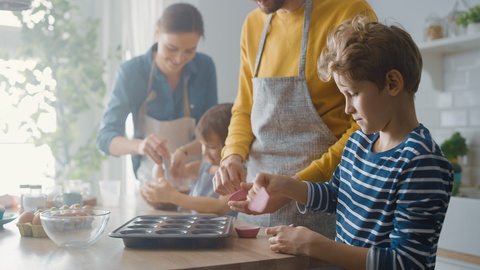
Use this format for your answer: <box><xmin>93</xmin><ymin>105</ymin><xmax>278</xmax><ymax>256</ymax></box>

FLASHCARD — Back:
<box><xmin>300</xmin><ymin>126</ymin><xmax>453</xmax><ymax>270</ymax></box>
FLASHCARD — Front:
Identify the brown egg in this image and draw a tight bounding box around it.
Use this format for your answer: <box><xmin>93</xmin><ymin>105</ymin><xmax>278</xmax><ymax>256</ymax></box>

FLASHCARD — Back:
<box><xmin>18</xmin><ymin>211</ymin><xmax>35</xmax><ymax>224</ymax></box>
<box><xmin>70</xmin><ymin>203</ymin><xmax>82</xmax><ymax>209</ymax></box>
<box><xmin>32</xmin><ymin>212</ymin><xmax>42</xmax><ymax>225</ymax></box>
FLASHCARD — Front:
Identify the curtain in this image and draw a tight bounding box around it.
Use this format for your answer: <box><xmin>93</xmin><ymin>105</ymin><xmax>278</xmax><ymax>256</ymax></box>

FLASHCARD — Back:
<box><xmin>121</xmin><ymin>0</ymin><xmax>177</xmax><ymax>59</ymax></box>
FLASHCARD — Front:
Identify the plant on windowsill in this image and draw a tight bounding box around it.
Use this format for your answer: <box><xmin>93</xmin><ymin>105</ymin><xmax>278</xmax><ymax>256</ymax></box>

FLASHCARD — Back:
<box><xmin>2</xmin><ymin>0</ymin><xmax>108</xmax><ymax>187</ymax></box>
<box><xmin>440</xmin><ymin>132</ymin><xmax>469</xmax><ymax>196</ymax></box>
<box><xmin>456</xmin><ymin>4</ymin><xmax>480</xmax><ymax>35</ymax></box>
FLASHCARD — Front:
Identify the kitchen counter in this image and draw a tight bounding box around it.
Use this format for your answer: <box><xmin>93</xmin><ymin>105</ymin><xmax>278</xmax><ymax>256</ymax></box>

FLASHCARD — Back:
<box><xmin>0</xmin><ymin>194</ymin><xmax>334</xmax><ymax>270</ymax></box>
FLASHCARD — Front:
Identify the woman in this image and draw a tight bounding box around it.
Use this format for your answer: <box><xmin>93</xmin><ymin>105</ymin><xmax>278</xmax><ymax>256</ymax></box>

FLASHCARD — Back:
<box><xmin>97</xmin><ymin>3</ymin><xmax>218</xmax><ymax>187</ymax></box>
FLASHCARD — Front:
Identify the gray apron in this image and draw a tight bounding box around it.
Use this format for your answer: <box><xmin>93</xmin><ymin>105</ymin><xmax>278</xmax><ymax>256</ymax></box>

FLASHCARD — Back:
<box><xmin>136</xmin><ymin>62</ymin><xmax>196</xmax><ymax>182</ymax></box>
<box><xmin>238</xmin><ymin>0</ymin><xmax>337</xmax><ymax>239</ymax></box>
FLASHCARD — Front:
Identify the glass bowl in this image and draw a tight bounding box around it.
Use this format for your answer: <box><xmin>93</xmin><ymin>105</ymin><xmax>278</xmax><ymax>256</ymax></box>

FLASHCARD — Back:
<box><xmin>40</xmin><ymin>209</ymin><xmax>110</xmax><ymax>249</ymax></box>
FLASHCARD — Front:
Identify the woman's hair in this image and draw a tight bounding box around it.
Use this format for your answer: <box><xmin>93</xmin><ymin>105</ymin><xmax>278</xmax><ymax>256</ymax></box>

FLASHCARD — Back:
<box><xmin>317</xmin><ymin>15</ymin><xmax>422</xmax><ymax>94</ymax></box>
<box><xmin>195</xmin><ymin>103</ymin><xmax>233</xmax><ymax>145</ymax></box>
<box><xmin>156</xmin><ymin>3</ymin><xmax>204</xmax><ymax>37</ymax></box>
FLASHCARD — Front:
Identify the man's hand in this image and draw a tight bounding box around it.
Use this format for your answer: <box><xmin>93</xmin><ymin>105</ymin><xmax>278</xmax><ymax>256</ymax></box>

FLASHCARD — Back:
<box><xmin>213</xmin><ymin>155</ymin><xmax>247</xmax><ymax>195</ymax></box>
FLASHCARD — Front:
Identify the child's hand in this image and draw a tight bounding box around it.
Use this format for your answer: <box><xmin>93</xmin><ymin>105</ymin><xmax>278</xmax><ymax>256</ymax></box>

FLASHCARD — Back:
<box><xmin>170</xmin><ymin>148</ymin><xmax>187</xmax><ymax>180</ymax></box>
<box><xmin>252</xmin><ymin>172</ymin><xmax>288</xmax><ymax>195</ymax></box>
<box><xmin>228</xmin><ymin>182</ymin><xmax>253</xmax><ymax>214</ymax></box>
<box><xmin>141</xmin><ymin>178</ymin><xmax>176</xmax><ymax>203</ymax></box>
<box><xmin>265</xmin><ymin>225</ymin><xmax>318</xmax><ymax>256</ymax></box>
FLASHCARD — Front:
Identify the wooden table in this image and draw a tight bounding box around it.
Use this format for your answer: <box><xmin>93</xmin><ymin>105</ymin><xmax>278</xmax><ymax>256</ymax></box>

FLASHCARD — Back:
<box><xmin>0</xmin><ymin>194</ymin><xmax>334</xmax><ymax>270</ymax></box>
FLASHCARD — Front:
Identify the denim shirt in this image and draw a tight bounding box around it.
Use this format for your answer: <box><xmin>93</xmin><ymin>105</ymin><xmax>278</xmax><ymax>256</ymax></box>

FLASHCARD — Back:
<box><xmin>97</xmin><ymin>43</ymin><xmax>218</xmax><ymax>176</ymax></box>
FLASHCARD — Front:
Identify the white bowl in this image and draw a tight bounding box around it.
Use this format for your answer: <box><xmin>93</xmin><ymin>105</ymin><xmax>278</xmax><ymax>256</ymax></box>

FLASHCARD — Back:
<box><xmin>40</xmin><ymin>209</ymin><xmax>110</xmax><ymax>249</ymax></box>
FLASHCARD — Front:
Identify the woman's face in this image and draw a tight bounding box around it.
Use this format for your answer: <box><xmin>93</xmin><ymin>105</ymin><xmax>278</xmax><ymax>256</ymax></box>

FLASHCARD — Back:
<box><xmin>155</xmin><ymin>31</ymin><xmax>201</xmax><ymax>75</ymax></box>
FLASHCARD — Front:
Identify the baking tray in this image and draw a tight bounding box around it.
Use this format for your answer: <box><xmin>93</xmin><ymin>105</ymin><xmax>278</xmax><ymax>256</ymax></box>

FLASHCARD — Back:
<box><xmin>109</xmin><ymin>215</ymin><xmax>234</xmax><ymax>249</ymax></box>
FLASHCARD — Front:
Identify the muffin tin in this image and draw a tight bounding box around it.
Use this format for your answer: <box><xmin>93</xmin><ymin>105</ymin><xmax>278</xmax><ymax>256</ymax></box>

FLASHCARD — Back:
<box><xmin>109</xmin><ymin>215</ymin><xmax>234</xmax><ymax>248</ymax></box>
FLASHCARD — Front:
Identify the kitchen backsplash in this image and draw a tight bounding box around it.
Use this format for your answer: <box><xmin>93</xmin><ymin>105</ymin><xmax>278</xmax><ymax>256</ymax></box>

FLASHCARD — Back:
<box><xmin>416</xmin><ymin>47</ymin><xmax>480</xmax><ymax>198</ymax></box>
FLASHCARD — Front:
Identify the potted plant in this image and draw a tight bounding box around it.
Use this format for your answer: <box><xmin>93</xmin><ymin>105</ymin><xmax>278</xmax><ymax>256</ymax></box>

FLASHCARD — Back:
<box><xmin>456</xmin><ymin>4</ymin><xmax>480</xmax><ymax>34</ymax></box>
<box><xmin>440</xmin><ymin>132</ymin><xmax>468</xmax><ymax>196</ymax></box>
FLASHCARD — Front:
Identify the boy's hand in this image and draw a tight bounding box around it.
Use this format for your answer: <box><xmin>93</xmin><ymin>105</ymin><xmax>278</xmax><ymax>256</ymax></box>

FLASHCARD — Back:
<box><xmin>170</xmin><ymin>148</ymin><xmax>187</xmax><ymax>180</ymax></box>
<box><xmin>265</xmin><ymin>225</ymin><xmax>319</xmax><ymax>256</ymax></box>
<box><xmin>228</xmin><ymin>181</ymin><xmax>291</xmax><ymax>214</ymax></box>
<box><xmin>140</xmin><ymin>178</ymin><xmax>176</xmax><ymax>203</ymax></box>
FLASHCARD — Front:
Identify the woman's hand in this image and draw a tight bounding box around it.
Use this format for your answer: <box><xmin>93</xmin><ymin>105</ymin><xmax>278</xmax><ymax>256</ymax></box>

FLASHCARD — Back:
<box><xmin>137</xmin><ymin>134</ymin><xmax>170</xmax><ymax>165</ymax></box>
<box><xmin>213</xmin><ymin>154</ymin><xmax>247</xmax><ymax>195</ymax></box>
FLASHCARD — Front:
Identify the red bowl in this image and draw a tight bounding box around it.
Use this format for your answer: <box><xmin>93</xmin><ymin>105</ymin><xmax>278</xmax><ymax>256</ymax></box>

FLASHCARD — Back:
<box><xmin>235</xmin><ymin>225</ymin><xmax>260</xmax><ymax>238</ymax></box>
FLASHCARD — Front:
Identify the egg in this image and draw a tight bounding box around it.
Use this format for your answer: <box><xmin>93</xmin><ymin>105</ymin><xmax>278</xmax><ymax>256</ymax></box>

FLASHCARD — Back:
<box><xmin>70</xmin><ymin>203</ymin><xmax>82</xmax><ymax>209</ymax></box>
<box><xmin>32</xmin><ymin>212</ymin><xmax>42</xmax><ymax>225</ymax></box>
<box><xmin>18</xmin><ymin>211</ymin><xmax>34</xmax><ymax>224</ymax></box>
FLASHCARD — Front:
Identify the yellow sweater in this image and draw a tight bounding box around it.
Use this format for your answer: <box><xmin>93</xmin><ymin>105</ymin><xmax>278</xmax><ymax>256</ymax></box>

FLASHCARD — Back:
<box><xmin>223</xmin><ymin>0</ymin><xmax>377</xmax><ymax>182</ymax></box>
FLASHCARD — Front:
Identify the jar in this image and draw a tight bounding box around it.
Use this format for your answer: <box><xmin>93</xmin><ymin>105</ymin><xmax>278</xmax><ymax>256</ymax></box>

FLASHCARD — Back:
<box><xmin>19</xmin><ymin>184</ymin><xmax>30</xmax><ymax>211</ymax></box>
<box><xmin>23</xmin><ymin>185</ymin><xmax>46</xmax><ymax>212</ymax></box>
<box><xmin>424</xmin><ymin>14</ymin><xmax>444</xmax><ymax>41</ymax></box>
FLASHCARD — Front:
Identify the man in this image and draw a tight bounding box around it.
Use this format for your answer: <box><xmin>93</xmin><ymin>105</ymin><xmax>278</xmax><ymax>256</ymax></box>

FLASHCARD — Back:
<box><xmin>213</xmin><ymin>0</ymin><xmax>377</xmax><ymax>237</ymax></box>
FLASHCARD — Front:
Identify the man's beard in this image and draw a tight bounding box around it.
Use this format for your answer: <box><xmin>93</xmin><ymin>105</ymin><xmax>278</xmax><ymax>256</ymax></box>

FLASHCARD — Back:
<box><xmin>257</xmin><ymin>0</ymin><xmax>285</xmax><ymax>14</ymax></box>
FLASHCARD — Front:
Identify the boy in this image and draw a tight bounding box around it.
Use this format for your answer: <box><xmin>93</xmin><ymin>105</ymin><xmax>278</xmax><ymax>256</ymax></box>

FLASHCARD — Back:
<box><xmin>248</xmin><ymin>16</ymin><xmax>453</xmax><ymax>269</ymax></box>
<box><xmin>142</xmin><ymin>103</ymin><xmax>235</xmax><ymax>216</ymax></box>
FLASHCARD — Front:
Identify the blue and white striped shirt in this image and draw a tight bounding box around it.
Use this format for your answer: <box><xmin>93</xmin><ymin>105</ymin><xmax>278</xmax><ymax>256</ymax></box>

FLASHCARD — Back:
<box><xmin>301</xmin><ymin>125</ymin><xmax>453</xmax><ymax>270</ymax></box>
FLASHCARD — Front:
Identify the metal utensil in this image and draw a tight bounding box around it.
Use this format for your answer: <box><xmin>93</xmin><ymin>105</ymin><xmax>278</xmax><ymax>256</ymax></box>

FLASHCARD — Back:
<box><xmin>162</xmin><ymin>157</ymin><xmax>172</xmax><ymax>183</ymax></box>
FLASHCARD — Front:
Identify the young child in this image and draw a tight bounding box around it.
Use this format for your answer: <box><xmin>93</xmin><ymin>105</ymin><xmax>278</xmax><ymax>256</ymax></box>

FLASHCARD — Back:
<box><xmin>247</xmin><ymin>16</ymin><xmax>453</xmax><ymax>270</ymax></box>
<box><xmin>141</xmin><ymin>103</ymin><xmax>235</xmax><ymax>216</ymax></box>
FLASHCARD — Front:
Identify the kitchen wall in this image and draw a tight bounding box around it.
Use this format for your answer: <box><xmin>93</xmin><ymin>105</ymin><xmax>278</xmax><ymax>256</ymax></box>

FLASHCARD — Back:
<box><xmin>368</xmin><ymin>0</ymin><xmax>480</xmax><ymax>198</ymax></box>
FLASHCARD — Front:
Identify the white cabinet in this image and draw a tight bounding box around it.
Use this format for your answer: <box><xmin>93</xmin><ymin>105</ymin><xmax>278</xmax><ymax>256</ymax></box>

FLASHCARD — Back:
<box><xmin>418</xmin><ymin>33</ymin><xmax>480</xmax><ymax>91</ymax></box>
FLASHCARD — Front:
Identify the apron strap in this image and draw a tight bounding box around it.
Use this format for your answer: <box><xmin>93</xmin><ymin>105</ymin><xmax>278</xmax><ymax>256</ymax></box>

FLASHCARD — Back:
<box><xmin>253</xmin><ymin>0</ymin><xmax>313</xmax><ymax>78</ymax></box>
<box><xmin>253</xmin><ymin>14</ymin><xmax>273</xmax><ymax>77</ymax></box>
<box><xmin>136</xmin><ymin>61</ymin><xmax>157</xmax><ymax>136</ymax></box>
<box><xmin>137</xmin><ymin>61</ymin><xmax>191</xmax><ymax>136</ymax></box>
<box><xmin>298</xmin><ymin>0</ymin><xmax>312</xmax><ymax>78</ymax></box>
<box><xmin>182</xmin><ymin>72</ymin><xmax>191</xmax><ymax>118</ymax></box>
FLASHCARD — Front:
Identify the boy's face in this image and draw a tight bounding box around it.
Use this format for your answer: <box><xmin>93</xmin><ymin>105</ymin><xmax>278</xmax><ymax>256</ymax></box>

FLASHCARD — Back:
<box><xmin>199</xmin><ymin>133</ymin><xmax>223</xmax><ymax>166</ymax></box>
<box><xmin>334</xmin><ymin>73</ymin><xmax>392</xmax><ymax>135</ymax></box>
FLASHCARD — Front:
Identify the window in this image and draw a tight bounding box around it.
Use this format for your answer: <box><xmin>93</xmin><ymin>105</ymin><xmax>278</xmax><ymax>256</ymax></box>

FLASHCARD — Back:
<box><xmin>0</xmin><ymin>11</ymin><xmax>56</xmax><ymax>197</ymax></box>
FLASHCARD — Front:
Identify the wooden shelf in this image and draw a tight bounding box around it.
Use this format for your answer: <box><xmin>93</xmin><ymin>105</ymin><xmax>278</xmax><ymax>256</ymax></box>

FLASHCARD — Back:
<box><xmin>418</xmin><ymin>33</ymin><xmax>480</xmax><ymax>91</ymax></box>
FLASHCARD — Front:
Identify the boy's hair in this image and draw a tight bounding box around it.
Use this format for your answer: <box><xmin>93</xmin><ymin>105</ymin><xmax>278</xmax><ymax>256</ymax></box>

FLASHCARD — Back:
<box><xmin>195</xmin><ymin>103</ymin><xmax>233</xmax><ymax>145</ymax></box>
<box><xmin>317</xmin><ymin>15</ymin><xmax>422</xmax><ymax>94</ymax></box>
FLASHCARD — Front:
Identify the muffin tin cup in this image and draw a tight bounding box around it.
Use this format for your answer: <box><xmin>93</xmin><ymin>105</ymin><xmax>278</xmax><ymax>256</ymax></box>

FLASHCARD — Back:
<box><xmin>109</xmin><ymin>215</ymin><xmax>234</xmax><ymax>249</ymax></box>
